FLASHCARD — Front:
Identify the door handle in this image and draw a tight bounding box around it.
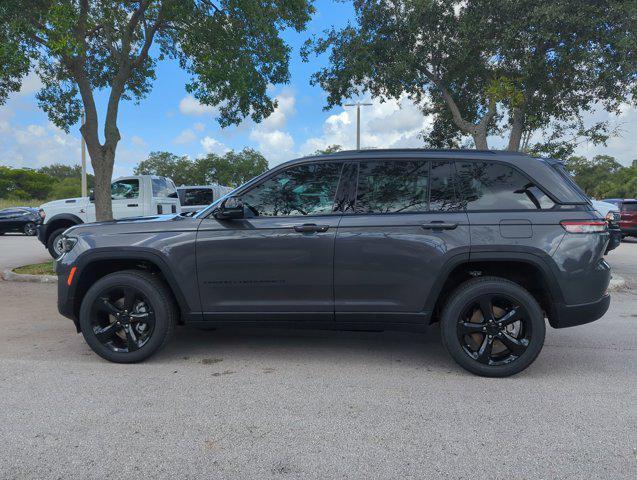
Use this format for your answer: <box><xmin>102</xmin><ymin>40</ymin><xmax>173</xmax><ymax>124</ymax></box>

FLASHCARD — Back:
<box><xmin>293</xmin><ymin>223</ymin><xmax>329</xmax><ymax>233</ymax></box>
<box><xmin>421</xmin><ymin>221</ymin><xmax>458</xmax><ymax>230</ymax></box>
<box><xmin>127</xmin><ymin>203</ymin><xmax>138</xmax><ymax>207</ymax></box>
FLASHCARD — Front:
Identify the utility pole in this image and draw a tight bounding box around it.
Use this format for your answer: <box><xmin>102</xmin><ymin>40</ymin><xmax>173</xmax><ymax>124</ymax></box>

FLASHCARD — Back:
<box><xmin>344</xmin><ymin>102</ymin><xmax>372</xmax><ymax>150</ymax></box>
<box><xmin>81</xmin><ymin>111</ymin><xmax>87</xmax><ymax>197</ymax></box>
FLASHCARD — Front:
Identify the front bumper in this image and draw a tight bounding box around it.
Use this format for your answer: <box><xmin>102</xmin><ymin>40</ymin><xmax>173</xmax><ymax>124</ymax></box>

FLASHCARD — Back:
<box><xmin>551</xmin><ymin>294</ymin><xmax>611</xmax><ymax>329</ymax></box>
<box><xmin>36</xmin><ymin>224</ymin><xmax>47</xmax><ymax>246</ymax></box>
<box><xmin>56</xmin><ymin>260</ymin><xmax>80</xmax><ymax>331</ymax></box>
<box><xmin>606</xmin><ymin>226</ymin><xmax>622</xmax><ymax>253</ymax></box>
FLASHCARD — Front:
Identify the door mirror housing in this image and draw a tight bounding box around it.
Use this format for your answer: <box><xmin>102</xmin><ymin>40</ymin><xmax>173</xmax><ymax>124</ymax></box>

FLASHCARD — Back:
<box><xmin>213</xmin><ymin>196</ymin><xmax>245</xmax><ymax>220</ymax></box>
<box><xmin>88</xmin><ymin>190</ymin><xmax>95</xmax><ymax>202</ymax></box>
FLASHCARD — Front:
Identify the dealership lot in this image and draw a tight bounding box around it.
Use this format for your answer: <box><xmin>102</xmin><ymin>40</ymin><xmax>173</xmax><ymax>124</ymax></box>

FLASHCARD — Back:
<box><xmin>0</xmin><ymin>237</ymin><xmax>635</xmax><ymax>479</ymax></box>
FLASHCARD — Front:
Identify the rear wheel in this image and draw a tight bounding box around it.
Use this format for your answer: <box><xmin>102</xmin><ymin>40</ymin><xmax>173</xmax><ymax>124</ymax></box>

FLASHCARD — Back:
<box><xmin>440</xmin><ymin>277</ymin><xmax>545</xmax><ymax>377</ymax></box>
<box><xmin>79</xmin><ymin>270</ymin><xmax>177</xmax><ymax>363</ymax></box>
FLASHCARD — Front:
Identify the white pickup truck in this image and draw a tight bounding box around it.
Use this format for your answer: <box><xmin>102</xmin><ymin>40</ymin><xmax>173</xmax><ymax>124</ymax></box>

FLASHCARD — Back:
<box><xmin>37</xmin><ymin>175</ymin><xmax>180</xmax><ymax>258</ymax></box>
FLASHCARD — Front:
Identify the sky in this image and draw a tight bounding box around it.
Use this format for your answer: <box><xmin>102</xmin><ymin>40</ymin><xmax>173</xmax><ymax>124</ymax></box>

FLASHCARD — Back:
<box><xmin>0</xmin><ymin>0</ymin><xmax>636</xmax><ymax>179</ymax></box>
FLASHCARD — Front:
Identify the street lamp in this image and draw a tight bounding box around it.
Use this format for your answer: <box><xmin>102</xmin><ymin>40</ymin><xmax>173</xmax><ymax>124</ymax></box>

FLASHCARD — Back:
<box><xmin>343</xmin><ymin>102</ymin><xmax>372</xmax><ymax>150</ymax></box>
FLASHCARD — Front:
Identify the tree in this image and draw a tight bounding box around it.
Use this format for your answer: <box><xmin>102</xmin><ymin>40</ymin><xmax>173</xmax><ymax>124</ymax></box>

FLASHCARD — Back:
<box><xmin>134</xmin><ymin>151</ymin><xmax>197</xmax><ymax>186</ymax></box>
<box><xmin>134</xmin><ymin>148</ymin><xmax>268</xmax><ymax>187</ymax></box>
<box><xmin>0</xmin><ymin>167</ymin><xmax>55</xmax><ymax>200</ymax></box>
<box><xmin>1</xmin><ymin>0</ymin><xmax>314</xmax><ymax>220</ymax></box>
<box><xmin>198</xmin><ymin>148</ymin><xmax>268</xmax><ymax>186</ymax></box>
<box><xmin>565</xmin><ymin>155</ymin><xmax>630</xmax><ymax>197</ymax></box>
<box><xmin>314</xmin><ymin>144</ymin><xmax>342</xmax><ymax>155</ymax></box>
<box><xmin>304</xmin><ymin>0</ymin><xmax>636</xmax><ymax>153</ymax></box>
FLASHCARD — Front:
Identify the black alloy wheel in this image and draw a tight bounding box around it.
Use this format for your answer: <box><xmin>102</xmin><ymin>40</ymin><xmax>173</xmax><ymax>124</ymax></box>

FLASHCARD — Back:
<box><xmin>456</xmin><ymin>294</ymin><xmax>531</xmax><ymax>366</ymax></box>
<box><xmin>89</xmin><ymin>286</ymin><xmax>156</xmax><ymax>353</ymax></box>
<box><xmin>79</xmin><ymin>270</ymin><xmax>176</xmax><ymax>363</ymax></box>
<box><xmin>23</xmin><ymin>222</ymin><xmax>37</xmax><ymax>236</ymax></box>
<box><xmin>441</xmin><ymin>276</ymin><xmax>545</xmax><ymax>377</ymax></box>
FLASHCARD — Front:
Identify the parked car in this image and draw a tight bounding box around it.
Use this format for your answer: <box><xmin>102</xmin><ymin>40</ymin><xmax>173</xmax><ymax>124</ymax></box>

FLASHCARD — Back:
<box><xmin>591</xmin><ymin>200</ymin><xmax>622</xmax><ymax>252</ymax></box>
<box><xmin>0</xmin><ymin>207</ymin><xmax>41</xmax><ymax>236</ymax></box>
<box><xmin>37</xmin><ymin>175</ymin><xmax>180</xmax><ymax>258</ymax></box>
<box><xmin>177</xmin><ymin>184</ymin><xmax>233</xmax><ymax>214</ymax></box>
<box><xmin>602</xmin><ymin>199</ymin><xmax>637</xmax><ymax>238</ymax></box>
<box><xmin>56</xmin><ymin>149</ymin><xmax>611</xmax><ymax>377</ymax></box>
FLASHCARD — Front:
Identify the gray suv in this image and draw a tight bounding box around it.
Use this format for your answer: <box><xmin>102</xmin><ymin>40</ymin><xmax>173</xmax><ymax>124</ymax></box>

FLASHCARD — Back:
<box><xmin>56</xmin><ymin>150</ymin><xmax>611</xmax><ymax>377</ymax></box>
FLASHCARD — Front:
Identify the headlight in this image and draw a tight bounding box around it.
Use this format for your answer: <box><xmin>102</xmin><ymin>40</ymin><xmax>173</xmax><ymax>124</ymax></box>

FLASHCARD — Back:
<box><xmin>38</xmin><ymin>209</ymin><xmax>46</xmax><ymax>220</ymax></box>
<box><xmin>61</xmin><ymin>236</ymin><xmax>78</xmax><ymax>253</ymax></box>
<box><xmin>604</xmin><ymin>212</ymin><xmax>613</xmax><ymax>221</ymax></box>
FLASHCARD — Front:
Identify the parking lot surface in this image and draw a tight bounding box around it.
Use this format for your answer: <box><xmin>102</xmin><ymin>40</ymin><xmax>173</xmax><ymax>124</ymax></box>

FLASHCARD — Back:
<box><xmin>0</xmin><ymin>237</ymin><xmax>635</xmax><ymax>479</ymax></box>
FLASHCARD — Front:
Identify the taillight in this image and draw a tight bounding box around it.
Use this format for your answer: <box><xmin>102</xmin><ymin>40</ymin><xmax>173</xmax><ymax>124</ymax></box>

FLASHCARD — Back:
<box><xmin>560</xmin><ymin>220</ymin><xmax>607</xmax><ymax>233</ymax></box>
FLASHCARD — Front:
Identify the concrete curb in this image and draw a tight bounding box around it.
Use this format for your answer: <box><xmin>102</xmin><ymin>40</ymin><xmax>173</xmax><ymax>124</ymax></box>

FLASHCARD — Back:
<box><xmin>2</xmin><ymin>269</ymin><xmax>57</xmax><ymax>284</ymax></box>
<box><xmin>608</xmin><ymin>274</ymin><xmax>628</xmax><ymax>292</ymax></box>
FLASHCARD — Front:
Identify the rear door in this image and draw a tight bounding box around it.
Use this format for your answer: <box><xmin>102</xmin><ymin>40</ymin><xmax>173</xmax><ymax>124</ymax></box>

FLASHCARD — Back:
<box><xmin>334</xmin><ymin>159</ymin><xmax>470</xmax><ymax>321</ymax></box>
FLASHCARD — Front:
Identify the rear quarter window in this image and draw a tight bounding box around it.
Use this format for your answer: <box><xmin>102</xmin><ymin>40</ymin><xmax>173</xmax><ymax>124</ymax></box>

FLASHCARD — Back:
<box><xmin>152</xmin><ymin>178</ymin><xmax>178</xmax><ymax>198</ymax></box>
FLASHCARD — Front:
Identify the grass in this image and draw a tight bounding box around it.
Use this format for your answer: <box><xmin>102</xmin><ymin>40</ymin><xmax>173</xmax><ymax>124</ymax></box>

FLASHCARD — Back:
<box><xmin>13</xmin><ymin>261</ymin><xmax>56</xmax><ymax>276</ymax></box>
<box><xmin>0</xmin><ymin>198</ymin><xmax>44</xmax><ymax>209</ymax></box>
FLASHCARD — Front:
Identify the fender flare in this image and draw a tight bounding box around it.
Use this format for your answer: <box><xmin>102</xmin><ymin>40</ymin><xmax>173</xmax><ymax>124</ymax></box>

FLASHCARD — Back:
<box><xmin>42</xmin><ymin>213</ymin><xmax>84</xmax><ymax>240</ymax></box>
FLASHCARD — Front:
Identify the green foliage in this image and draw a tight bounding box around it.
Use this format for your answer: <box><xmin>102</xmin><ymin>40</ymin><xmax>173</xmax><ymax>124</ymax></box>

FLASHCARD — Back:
<box><xmin>314</xmin><ymin>145</ymin><xmax>342</xmax><ymax>155</ymax></box>
<box><xmin>566</xmin><ymin>155</ymin><xmax>636</xmax><ymax>198</ymax></box>
<box><xmin>304</xmin><ymin>0</ymin><xmax>637</xmax><ymax>151</ymax></box>
<box><xmin>0</xmin><ymin>166</ymin><xmax>55</xmax><ymax>200</ymax></box>
<box><xmin>135</xmin><ymin>148</ymin><xmax>269</xmax><ymax>187</ymax></box>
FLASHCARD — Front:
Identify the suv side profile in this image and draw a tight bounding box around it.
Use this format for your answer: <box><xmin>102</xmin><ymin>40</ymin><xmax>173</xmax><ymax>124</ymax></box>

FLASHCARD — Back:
<box><xmin>56</xmin><ymin>150</ymin><xmax>611</xmax><ymax>377</ymax></box>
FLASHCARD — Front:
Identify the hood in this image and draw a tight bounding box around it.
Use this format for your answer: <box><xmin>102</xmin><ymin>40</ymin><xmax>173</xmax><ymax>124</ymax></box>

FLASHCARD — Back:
<box><xmin>65</xmin><ymin>213</ymin><xmax>198</xmax><ymax>237</ymax></box>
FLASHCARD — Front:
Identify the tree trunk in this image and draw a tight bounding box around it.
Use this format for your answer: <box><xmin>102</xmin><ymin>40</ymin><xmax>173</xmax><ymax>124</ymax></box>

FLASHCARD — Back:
<box><xmin>90</xmin><ymin>150</ymin><xmax>115</xmax><ymax>221</ymax></box>
<box><xmin>507</xmin><ymin>107</ymin><xmax>525</xmax><ymax>151</ymax></box>
<box><xmin>473</xmin><ymin>131</ymin><xmax>489</xmax><ymax>150</ymax></box>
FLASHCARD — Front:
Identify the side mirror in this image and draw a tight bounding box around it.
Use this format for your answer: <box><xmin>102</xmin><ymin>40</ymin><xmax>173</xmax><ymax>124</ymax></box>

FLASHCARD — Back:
<box><xmin>213</xmin><ymin>196</ymin><xmax>244</xmax><ymax>220</ymax></box>
<box><xmin>88</xmin><ymin>189</ymin><xmax>95</xmax><ymax>202</ymax></box>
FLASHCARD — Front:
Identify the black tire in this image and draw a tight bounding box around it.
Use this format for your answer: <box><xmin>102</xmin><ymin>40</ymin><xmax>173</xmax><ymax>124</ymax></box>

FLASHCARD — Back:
<box><xmin>46</xmin><ymin>228</ymin><xmax>67</xmax><ymax>259</ymax></box>
<box><xmin>23</xmin><ymin>222</ymin><xmax>37</xmax><ymax>236</ymax></box>
<box><xmin>440</xmin><ymin>276</ymin><xmax>545</xmax><ymax>377</ymax></box>
<box><xmin>79</xmin><ymin>270</ymin><xmax>177</xmax><ymax>363</ymax></box>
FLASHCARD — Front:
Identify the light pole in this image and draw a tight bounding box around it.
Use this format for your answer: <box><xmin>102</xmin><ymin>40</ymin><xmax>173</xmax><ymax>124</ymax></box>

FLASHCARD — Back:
<box><xmin>80</xmin><ymin>111</ymin><xmax>87</xmax><ymax>197</ymax></box>
<box><xmin>344</xmin><ymin>102</ymin><xmax>372</xmax><ymax>150</ymax></box>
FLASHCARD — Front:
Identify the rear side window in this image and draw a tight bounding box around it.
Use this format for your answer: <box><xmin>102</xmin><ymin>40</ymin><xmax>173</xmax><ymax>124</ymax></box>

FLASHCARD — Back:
<box><xmin>355</xmin><ymin>160</ymin><xmax>429</xmax><ymax>214</ymax></box>
<box><xmin>180</xmin><ymin>188</ymin><xmax>213</xmax><ymax>206</ymax></box>
<box><xmin>240</xmin><ymin>162</ymin><xmax>342</xmax><ymax>217</ymax></box>
<box><xmin>622</xmin><ymin>202</ymin><xmax>637</xmax><ymax>212</ymax></box>
<box><xmin>152</xmin><ymin>178</ymin><xmax>178</xmax><ymax>198</ymax></box>
<box><xmin>455</xmin><ymin>162</ymin><xmax>554</xmax><ymax>210</ymax></box>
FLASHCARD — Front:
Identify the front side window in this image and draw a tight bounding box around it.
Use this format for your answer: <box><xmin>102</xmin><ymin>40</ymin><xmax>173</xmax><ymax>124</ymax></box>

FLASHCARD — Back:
<box><xmin>111</xmin><ymin>179</ymin><xmax>139</xmax><ymax>199</ymax></box>
<box><xmin>455</xmin><ymin>162</ymin><xmax>554</xmax><ymax>210</ymax></box>
<box><xmin>240</xmin><ymin>162</ymin><xmax>342</xmax><ymax>217</ymax></box>
<box><xmin>430</xmin><ymin>161</ymin><xmax>462</xmax><ymax>211</ymax></box>
<box><xmin>355</xmin><ymin>160</ymin><xmax>429</xmax><ymax>214</ymax></box>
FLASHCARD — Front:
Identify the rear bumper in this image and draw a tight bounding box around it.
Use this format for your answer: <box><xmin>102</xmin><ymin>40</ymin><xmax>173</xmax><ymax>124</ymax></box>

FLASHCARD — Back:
<box><xmin>550</xmin><ymin>294</ymin><xmax>611</xmax><ymax>329</ymax></box>
<box><xmin>619</xmin><ymin>225</ymin><xmax>637</xmax><ymax>236</ymax></box>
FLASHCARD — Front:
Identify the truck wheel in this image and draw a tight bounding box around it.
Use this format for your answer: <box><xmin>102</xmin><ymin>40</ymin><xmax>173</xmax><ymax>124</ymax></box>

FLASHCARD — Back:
<box><xmin>79</xmin><ymin>270</ymin><xmax>177</xmax><ymax>363</ymax></box>
<box><xmin>46</xmin><ymin>228</ymin><xmax>67</xmax><ymax>258</ymax></box>
<box><xmin>23</xmin><ymin>222</ymin><xmax>37</xmax><ymax>236</ymax></box>
<box><xmin>440</xmin><ymin>276</ymin><xmax>546</xmax><ymax>377</ymax></box>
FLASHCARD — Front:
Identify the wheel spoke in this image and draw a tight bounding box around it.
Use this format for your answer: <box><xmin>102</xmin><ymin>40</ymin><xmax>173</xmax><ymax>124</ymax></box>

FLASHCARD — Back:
<box><xmin>498</xmin><ymin>332</ymin><xmax>529</xmax><ymax>356</ymax></box>
<box><xmin>130</xmin><ymin>310</ymin><xmax>155</xmax><ymax>327</ymax></box>
<box><xmin>123</xmin><ymin>289</ymin><xmax>136</xmax><ymax>311</ymax></box>
<box><xmin>94</xmin><ymin>322</ymin><xmax>119</xmax><ymax>342</ymax></box>
<box><xmin>98</xmin><ymin>298</ymin><xmax>122</xmax><ymax>316</ymax></box>
<box><xmin>479</xmin><ymin>297</ymin><xmax>495</xmax><ymax>323</ymax></box>
<box><xmin>497</xmin><ymin>307</ymin><xmax>520</xmax><ymax>327</ymax></box>
<box><xmin>458</xmin><ymin>322</ymin><xmax>485</xmax><ymax>335</ymax></box>
<box><xmin>475</xmin><ymin>335</ymin><xmax>494</xmax><ymax>364</ymax></box>
<box><xmin>124</xmin><ymin>325</ymin><xmax>139</xmax><ymax>352</ymax></box>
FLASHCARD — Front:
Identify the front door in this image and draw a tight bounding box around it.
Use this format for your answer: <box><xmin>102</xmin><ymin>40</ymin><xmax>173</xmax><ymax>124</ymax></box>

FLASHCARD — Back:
<box><xmin>334</xmin><ymin>159</ymin><xmax>470</xmax><ymax>321</ymax></box>
<box><xmin>196</xmin><ymin>161</ymin><xmax>345</xmax><ymax>321</ymax></box>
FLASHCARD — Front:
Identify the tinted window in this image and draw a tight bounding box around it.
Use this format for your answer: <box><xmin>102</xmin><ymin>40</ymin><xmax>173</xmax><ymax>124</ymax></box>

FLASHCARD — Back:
<box><xmin>622</xmin><ymin>202</ymin><xmax>637</xmax><ymax>212</ymax></box>
<box><xmin>152</xmin><ymin>178</ymin><xmax>178</xmax><ymax>198</ymax></box>
<box><xmin>180</xmin><ymin>188</ymin><xmax>213</xmax><ymax>206</ymax></box>
<box><xmin>355</xmin><ymin>160</ymin><xmax>429</xmax><ymax>214</ymax></box>
<box><xmin>111</xmin><ymin>179</ymin><xmax>139</xmax><ymax>199</ymax></box>
<box><xmin>430</xmin><ymin>161</ymin><xmax>462</xmax><ymax>211</ymax></box>
<box><xmin>240</xmin><ymin>163</ymin><xmax>342</xmax><ymax>216</ymax></box>
<box><xmin>455</xmin><ymin>162</ymin><xmax>554</xmax><ymax>210</ymax></box>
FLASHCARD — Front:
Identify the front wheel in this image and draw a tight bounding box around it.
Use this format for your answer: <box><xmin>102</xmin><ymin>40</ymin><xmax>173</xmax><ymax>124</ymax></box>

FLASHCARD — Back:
<box><xmin>46</xmin><ymin>228</ymin><xmax>67</xmax><ymax>259</ymax></box>
<box><xmin>440</xmin><ymin>277</ymin><xmax>546</xmax><ymax>377</ymax></box>
<box><xmin>23</xmin><ymin>222</ymin><xmax>37</xmax><ymax>236</ymax></box>
<box><xmin>79</xmin><ymin>270</ymin><xmax>177</xmax><ymax>363</ymax></box>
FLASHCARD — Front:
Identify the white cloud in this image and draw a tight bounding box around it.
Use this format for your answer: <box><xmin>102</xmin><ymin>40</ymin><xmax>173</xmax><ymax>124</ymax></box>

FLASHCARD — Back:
<box><xmin>201</xmin><ymin>136</ymin><xmax>230</xmax><ymax>155</ymax></box>
<box><xmin>173</xmin><ymin>128</ymin><xmax>197</xmax><ymax>145</ymax></box>
<box><xmin>179</xmin><ymin>95</ymin><xmax>218</xmax><ymax>116</ymax></box>
<box><xmin>249</xmin><ymin>129</ymin><xmax>295</xmax><ymax>163</ymax></box>
<box><xmin>260</xmin><ymin>89</ymin><xmax>296</xmax><ymax>131</ymax></box>
<box><xmin>193</xmin><ymin>122</ymin><xmax>205</xmax><ymax>132</ymax></box>
<box><xmin>130</xmin><ymin>135</ymin><xmax>147</xmax><ymax>147</ymax></box>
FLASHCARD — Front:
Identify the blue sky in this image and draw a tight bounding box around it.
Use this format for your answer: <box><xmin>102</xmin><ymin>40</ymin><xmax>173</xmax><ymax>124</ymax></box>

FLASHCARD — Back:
<box><xmin>1</xmin><ymin>0</ymin><xmax>635</xmax><ymax>178</ymax></box>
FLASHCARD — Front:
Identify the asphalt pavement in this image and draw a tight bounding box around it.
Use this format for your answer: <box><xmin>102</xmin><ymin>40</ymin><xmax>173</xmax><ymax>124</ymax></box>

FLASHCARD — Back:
<box><xmin>0</xmin><ymin>236</ymin><xmax>635</xmax><ymax>479</ymax></box>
